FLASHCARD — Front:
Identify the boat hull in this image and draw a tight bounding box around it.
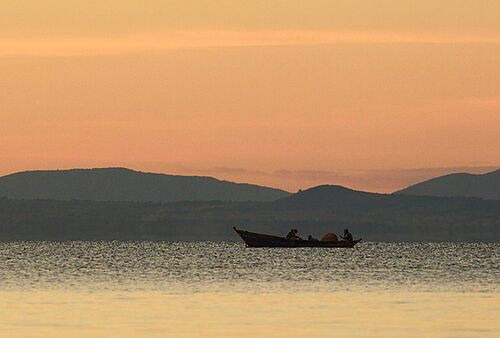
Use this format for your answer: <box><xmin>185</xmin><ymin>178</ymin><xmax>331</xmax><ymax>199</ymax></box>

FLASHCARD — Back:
<box><xmin>233</xmin><ymin>227</ymin><xmax>360</xmax><ymax>248</ymax></box>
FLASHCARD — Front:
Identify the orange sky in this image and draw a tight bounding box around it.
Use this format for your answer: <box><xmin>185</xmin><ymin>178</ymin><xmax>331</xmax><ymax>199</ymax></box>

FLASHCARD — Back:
<box><xmin>1</xmin><ymin>1</ymin><xmax>499</xmax><ymax>192</ymax></box>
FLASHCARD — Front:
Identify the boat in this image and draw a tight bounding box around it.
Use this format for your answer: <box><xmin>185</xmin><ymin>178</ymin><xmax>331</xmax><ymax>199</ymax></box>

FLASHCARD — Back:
<box><xmin>233</xmin><ymin>227</ymin><xmax>361</xmax><ymax>248</ymax></box>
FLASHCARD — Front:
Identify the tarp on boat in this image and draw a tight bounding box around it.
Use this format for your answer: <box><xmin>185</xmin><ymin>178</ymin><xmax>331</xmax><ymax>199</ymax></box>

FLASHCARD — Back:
<box><xmin>320</xmin><ymin>233</ymin><xmax>338</xmax><ymax>241</ymax></box>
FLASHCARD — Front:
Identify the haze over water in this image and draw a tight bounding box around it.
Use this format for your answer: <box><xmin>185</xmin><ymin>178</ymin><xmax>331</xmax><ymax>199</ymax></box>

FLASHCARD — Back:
<box><xmin>1</xmin><ymin>241</ymin><xmax>499</xmax><ymax>336</ymax></box>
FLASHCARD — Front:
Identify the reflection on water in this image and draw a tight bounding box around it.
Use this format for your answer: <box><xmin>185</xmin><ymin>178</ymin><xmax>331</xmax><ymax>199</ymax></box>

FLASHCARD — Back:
<box><xmin>0</xmin><ymin>242</ymin><xmax>499</xmax><ymax>336</ymax></box>
<box><xmin>1</xmin><ymin>242</ymin><xmax>498</xmax><ymax>293</ymax></box>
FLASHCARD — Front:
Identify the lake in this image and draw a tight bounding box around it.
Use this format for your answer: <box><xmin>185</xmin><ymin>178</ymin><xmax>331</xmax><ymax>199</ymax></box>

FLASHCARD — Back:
<box><xmin>1</xmin><ymin>242</ymin><xmax>499</xmax><ymax>336</ymax></box>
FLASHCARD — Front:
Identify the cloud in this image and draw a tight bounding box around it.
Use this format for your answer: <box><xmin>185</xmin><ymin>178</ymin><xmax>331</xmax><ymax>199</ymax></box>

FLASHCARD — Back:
<box><xmin>2</xmin><ymin>30</ymin><xmax>499</xmax><ymax>56</ymax></box>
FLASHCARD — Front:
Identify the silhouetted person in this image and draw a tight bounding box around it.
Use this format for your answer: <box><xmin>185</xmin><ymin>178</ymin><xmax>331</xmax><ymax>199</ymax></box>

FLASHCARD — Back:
<box><xmin>286</xmin><ymin>228</ymin><xmax>300</xmax><ymax>240</ymax></box>
<box><xmin>342</xmin><ymin>229</ymin><xmax>353</xmax><ymax>242</ymax></box>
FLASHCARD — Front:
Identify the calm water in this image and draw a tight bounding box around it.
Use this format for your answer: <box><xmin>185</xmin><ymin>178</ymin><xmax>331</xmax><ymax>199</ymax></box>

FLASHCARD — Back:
<box><xmin>1</xmin><ymin>242</ymin><xmax>499</xmax><ymax>336</ymax></box>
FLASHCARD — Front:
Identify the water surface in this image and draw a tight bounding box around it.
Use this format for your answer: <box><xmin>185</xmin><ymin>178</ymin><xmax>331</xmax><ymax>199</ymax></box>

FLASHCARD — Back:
<box><xmin>0</xmin><ymin>241</ymin><xmax>499</xmax><ymax>336</ymax></box>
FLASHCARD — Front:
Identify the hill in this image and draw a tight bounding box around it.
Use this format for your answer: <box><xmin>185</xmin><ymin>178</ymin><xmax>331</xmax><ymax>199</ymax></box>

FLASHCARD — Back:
<box><xmin>394</xmin><ymin>169</ymin><xmax>500</xmax><ymax>200</ymax></box>
<box><xmin>1</xmin><ymin>184</ymin><xmax>498</xmax><ymax>242</ymax></box>
<box><xmin>0</xmin><ymin>168</ymin><xmax>290</xmax><ymax>202</ymax></box>
<box><xmin>274</xmin><ymin>185</ymin><xmax>386</xmax><ymax>208</ymax></box>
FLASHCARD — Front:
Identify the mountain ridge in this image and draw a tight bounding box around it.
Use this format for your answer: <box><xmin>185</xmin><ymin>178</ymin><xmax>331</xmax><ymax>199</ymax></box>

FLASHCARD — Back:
<box><xmin>394</xmin><ymin>168</ymin><xmax>500</xmax><ymax>200</ymax></box>
<box><xmin>0</xmin><ymin>167</ymin><xmax>290</xmax><ymax>202</ymax></box>
<box><xmin>1</xmin><ymin>182</ymin><xmax>498</xmax><ymax>241</ymax></box>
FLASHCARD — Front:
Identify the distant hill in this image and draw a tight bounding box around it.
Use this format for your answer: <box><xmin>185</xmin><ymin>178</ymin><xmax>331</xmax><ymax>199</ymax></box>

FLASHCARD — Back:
<box><xmin>1</xmin><ymin>184</ymin><xmax>499</xmax><ymax>241</ymax></box>
<box><xmin>394</xmin><ymin>169</ymin><xmax>500</xmax><ymax>200</ymax></box>
<box><xmin>274</xmin><ymin>185</ymin><xmax>384</xmax><ymax>208</ymax></box>
<box><xmin>0</xmin><ymin>184</ymin><xmax>499</xmax><ymax>241</ymax></box>
<box><xmin>0</xmin><ymin>168</ymin><xmax>290</xmax><ymax>202</ymax></box>
<box><xmin>273</xmin><ymin>184</ymin><xmax>489</xmax><ymax>212</ymax></box>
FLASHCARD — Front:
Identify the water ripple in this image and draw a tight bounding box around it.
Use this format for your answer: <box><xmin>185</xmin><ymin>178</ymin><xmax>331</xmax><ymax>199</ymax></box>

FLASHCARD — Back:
<box><xmin>0</xmin><ymin>241</ymin><xmax>498</xmax><ymax>293</ymax></box>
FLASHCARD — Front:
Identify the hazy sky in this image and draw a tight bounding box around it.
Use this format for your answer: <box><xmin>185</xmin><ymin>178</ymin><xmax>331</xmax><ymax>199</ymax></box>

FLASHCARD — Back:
<box><xmin>1</xmin><ymin>1</ymin><xmax>499</xmax><ymax>192</ymax></box>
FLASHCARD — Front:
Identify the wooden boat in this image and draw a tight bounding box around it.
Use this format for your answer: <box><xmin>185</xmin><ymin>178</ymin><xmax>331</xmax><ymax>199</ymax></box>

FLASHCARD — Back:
<box><xmin>233</xmin><ymin>227</ymin><xmax>361</xmax><ymax>248</ymax></box>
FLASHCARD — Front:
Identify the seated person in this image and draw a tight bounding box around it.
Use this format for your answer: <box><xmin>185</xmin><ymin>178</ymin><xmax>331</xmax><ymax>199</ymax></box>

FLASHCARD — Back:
<box><xmin>341</xmin><ymin>228</ymin><xmax>354</xmax><ymax>242</ymax></box>
<box><xmin>286</xmin><ymin>228</ymin><xmax>301</xmax><ymax>240</ymax></box>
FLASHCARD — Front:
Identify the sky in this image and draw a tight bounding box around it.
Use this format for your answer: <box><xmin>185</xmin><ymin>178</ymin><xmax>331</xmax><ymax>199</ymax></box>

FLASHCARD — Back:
<box><xmin>1</xmin><ymin>1</ymin><xmax>499</xmax><ymax>192</ymax></box>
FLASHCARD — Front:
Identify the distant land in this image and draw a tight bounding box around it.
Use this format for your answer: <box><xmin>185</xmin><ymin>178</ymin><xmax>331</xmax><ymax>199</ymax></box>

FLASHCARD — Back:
<box><xmin>395</xmin><ymin>168</ymin><xmax>500</xmax><ymax>200</ymax></box>
<box><xmin>0</xmin><ymin>168</ymin><xmax>290</xmax><ymax>202</ymax></box>
<box><xmin>0</xmin><ymin>185</ymin><xmax>498</xmax><ymax>242</ymax></box>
